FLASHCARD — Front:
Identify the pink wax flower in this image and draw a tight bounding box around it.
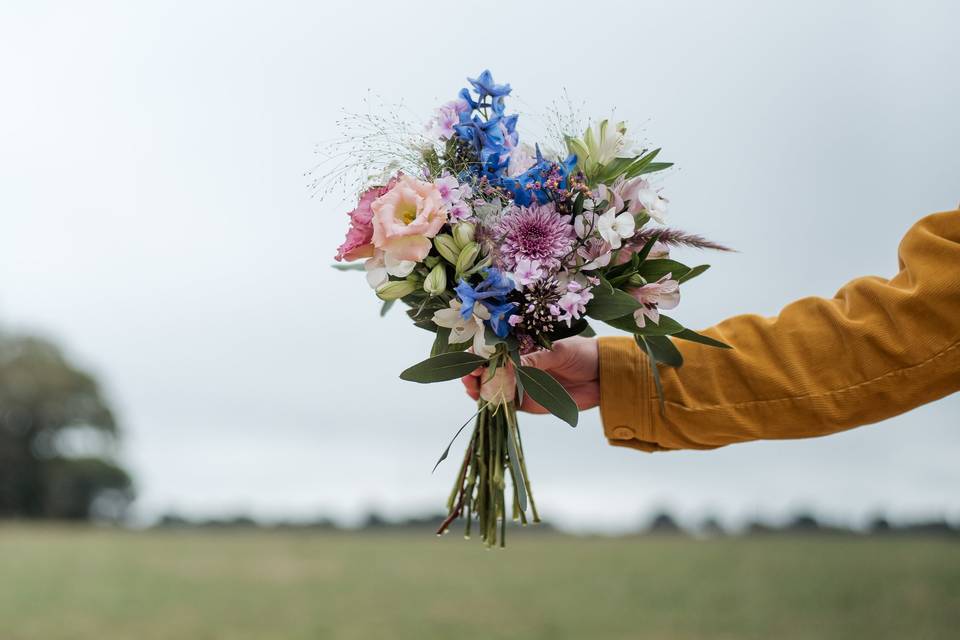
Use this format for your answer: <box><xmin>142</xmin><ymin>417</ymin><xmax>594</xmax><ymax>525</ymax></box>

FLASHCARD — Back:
<box><xmin>629</xmin><ymin>274</ymin><xmax>680</xmax><ymax>328</ymax></box>
<box><xmin>513</xmin><ymin>258</ymin><xmax>544</xmax><ymax>286</ymax></box>
<box><xmin>334</xmin><ymin>178</ymin><xmax>398</xmax><ymax>262</ymax></box>
<box><xmin>554</xmin><ymin>281</ymin><xmax>593</xmax><ymax>327</ymax></box>
<box><xmin>427</xmin><ymin>99</ymin><xmax>469</xmax><ymax>140</ymax></box>
<box><xmin>370</xmin><ymin>174</ymin><xmax>448</xmax><ymax>263</ymax></box>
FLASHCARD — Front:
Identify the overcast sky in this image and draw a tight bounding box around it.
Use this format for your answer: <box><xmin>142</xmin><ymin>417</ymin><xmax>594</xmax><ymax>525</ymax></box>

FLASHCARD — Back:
<box><xmin>1</xmin><ymin>0</ymin><xmax>957</xmax><ymax>531</ymax></box>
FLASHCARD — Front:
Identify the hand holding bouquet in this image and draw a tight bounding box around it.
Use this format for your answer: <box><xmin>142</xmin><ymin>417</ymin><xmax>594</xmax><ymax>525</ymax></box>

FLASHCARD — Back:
<box><xmin>332</xmin><ymin>71</ymin><xmax>729</xmax><ymax>547</ymax></box>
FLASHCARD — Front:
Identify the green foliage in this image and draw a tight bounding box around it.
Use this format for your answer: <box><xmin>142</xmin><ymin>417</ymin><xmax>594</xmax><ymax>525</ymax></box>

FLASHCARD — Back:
<box><xmin>585</xmin><ymin>287</ymin><xmax>641</xmax><ymax>320</ymax></box>
<box><xmin>678</xmin><ymin>264</ymin><xmax>710</xmax><ymax>284</ymax></box>
<box><xmin>673</xmin><ymin>329</ymin><xmax>732</xmax><ymax>349</ymax></box>
<box><xmin>637</xmin><ymin>259</ymin><xmax>691</xmax><ymax>282</ymax></box>
<box><xmin>642</xmin><ymin>335</ymin><xmax>683</xmax><ymax>367</ymax></box>
<box><xmin>399</xmin><ymin>352</ymin><xmax>488</xmax><ymax>383</ymax></box>
<box><xmin>515</xmin><ymin>366</ymin><xmax>578</xmax><ymax>428</ymax></box>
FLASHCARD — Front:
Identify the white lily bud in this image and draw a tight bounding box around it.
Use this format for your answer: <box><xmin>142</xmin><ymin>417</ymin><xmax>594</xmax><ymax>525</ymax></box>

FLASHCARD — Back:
<box><xmin>375</xmin><ymin>280</ymin><xmax>417</xmax><ymax>301</ymax></box>
<box><xmin>455</xmin><ymin>242</ymin><xmax>480</xmax><ymax>274</ymax></box>
<box><xmin>434</xmin><ymin>234</ymin><xmax>460</xmax><ymax>265</ymax></box>
<box><xmin>423</xmin><ymin>264</ymin><xmax>448</xmax><ymax>296</ymax></box>
<box><xmin>452</xmin><ymin>222</ymin><xmax>476</xmax><ymax>248</ymax></box>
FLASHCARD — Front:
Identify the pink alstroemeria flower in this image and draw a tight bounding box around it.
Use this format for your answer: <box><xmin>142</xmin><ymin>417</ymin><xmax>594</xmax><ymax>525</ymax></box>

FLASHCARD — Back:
<box><xmin>629</xmin><ymin>274</ymin><xmax>680</xmax><ymax>328</ymax></box>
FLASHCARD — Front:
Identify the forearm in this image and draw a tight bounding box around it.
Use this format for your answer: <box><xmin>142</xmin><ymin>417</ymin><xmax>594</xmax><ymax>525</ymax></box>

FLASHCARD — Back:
<box><xmin>598</xmin><ymin>208</ymin><xmax>960</xmax><ymax>451</ymax></box>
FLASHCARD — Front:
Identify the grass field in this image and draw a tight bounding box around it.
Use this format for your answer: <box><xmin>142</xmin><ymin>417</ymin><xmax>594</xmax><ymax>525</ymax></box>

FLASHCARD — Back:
<box><xmin>0</xmin><ymin>526</ymin><xmax>958</xmax><ymax>640</ymax></box>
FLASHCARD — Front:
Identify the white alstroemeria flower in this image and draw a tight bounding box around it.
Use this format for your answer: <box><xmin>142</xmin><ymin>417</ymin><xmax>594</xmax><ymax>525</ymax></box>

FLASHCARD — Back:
<box><xmin>432</xmin><ymin>300</ymin><xmax>495</xmax><ymax>358</ymax></box>
<box><xmin>573</xmin><ymin>212</ymin><xmax>597</xmax><ymax>239</ymax></box>
<box><xmin>596</xmin><ymin>209</ymin><xmax>636</xmax><ymax>249</ymax></box>
<box><xmin>384</xmin><ymin>252</ymin><xmax>415</xmax><ymax>278</ymax></box>
<box><xmin>634</xmin><ymin>186</ymin><xmax>669</xmax><ymax>224</ymax></box>
<box><xmin>365</xmin><ymin>251</ymin><xmax>415</xmax><ymax>288</ymax></box>
<box><xmin>364</xmin><ymin>253</ymin><xmax>388</xmax><ymax>289</ymax></box>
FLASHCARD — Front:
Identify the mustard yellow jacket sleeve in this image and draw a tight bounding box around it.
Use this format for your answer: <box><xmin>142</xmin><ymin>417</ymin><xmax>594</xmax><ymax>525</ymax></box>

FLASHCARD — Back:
<box><xmin>598</xmin><ymin>207</ymin><xmax>960</xmax><ymax>452</ymax></box>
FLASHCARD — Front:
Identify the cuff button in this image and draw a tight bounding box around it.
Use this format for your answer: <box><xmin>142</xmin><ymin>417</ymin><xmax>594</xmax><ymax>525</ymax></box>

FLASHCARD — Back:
<box><xmin>612</xmin><ymin>426</ymin><xmax>635</xmax><ymax>439</ymax></box>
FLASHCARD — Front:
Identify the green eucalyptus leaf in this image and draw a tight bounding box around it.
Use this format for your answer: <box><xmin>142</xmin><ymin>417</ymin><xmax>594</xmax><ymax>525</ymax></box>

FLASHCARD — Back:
<box><xmin>379</xmin><ymin>300</ymin><xmax>395</xmax><ymax>317</ymax></box>
<box><xmin>550</xmin><ymin>318</ymin><xmax>590</xmax><ymax>341</ymax></box>
<box><xmin>331</xmin><ymin>263</ymin><xmax>366</xmax><ymax>272</ymax></box>
<box><xmin>636</xmin><ymin>313</ymin><xmax>686</xmax><ymax>336</ymax></box>
<box><xmin>507</xmin><ymin>350</ymin><xmax>524</xmax><ymax>404</ymax></box>
<box><xmin>412</xmin><ymin>319</ymin><xmax>439</xmax><ymax>333</ymax></box>
<box><xmin>643</xmin><ymin>335</ymin><xmax>683</xmax><ymax>367</ymax></box>
<box><xmin>624</xmin><ymin>148</ymin><xmax>662</xmax><ymax>178</ymax></box>
<box><xmin>504</xmin><ymin>420</ymin><xmax>527</xmax><ymax>512</ymax></box>
<box><xmin>573</xmin><ymin>191</ymin><xmax>585</xmax><ymax>216</ymax></box>
<box><xmin>638</xmin><ymin>259</ymin><xmax>691</xmax><ymax>282</ymax></box>
<box><xmin>516</xmin><ymin>366</ymin><xmax>579</xmax><ymax>428</ymax></box>
<box><xmin>602</xmin><ymin>312</ymin><xmax>685</xmax><ymax>336</ymax></box>
<box><xmin>432</xmin><ymin>406</ymin><xmax>483</xmax><ymax>473</ymax></box>
<box><xmin>673</xmin><ymin>328</ymin><xmax>732</xmax><ymax>349</ymax></box>
<box><xmin>430</xmin><ymin>328</ymin><xmax>451</xmax><ymax>356</ymax></box>
<box><xmin>631</xmin><ymin>161</ymin><xmax>673</xmax><ymax>176</ymax></box>
<box><xmin>632</xmin><ymin>231</ymin><xmax>662</xmax><ymax>264</ymax></box>
<box><xmin>638</xmin><ymin>337</ymin><xmax>666</xmax><ymax>413</ymax></box>
<box><xmin>585</xmin><ymin>287</ymin><xmax>641</xmax><ymax>320</ymax></box>
<box><xmin>400</xmin><ymin>352</ymin><xmax>488</xmax><ymax>383</ymax></box>
<box><xmin>677</xmin><ymin>264</ymin><xmax>710</xmax><ymax>284</ymax></box>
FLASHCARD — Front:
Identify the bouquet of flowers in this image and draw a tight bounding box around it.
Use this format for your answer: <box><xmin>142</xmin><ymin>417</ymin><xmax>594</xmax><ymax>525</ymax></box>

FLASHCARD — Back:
<box><xmin>331</xmin><ymin>71</ymin><xmax>729</xmax><ymax>547</ymax></box>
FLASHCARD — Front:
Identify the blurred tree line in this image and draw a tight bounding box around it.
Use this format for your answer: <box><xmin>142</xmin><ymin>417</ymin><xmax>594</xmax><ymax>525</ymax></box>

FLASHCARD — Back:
<box><xmin>0</xmin><ymin>333</ymin><xmax>133</xmax><ymax>520</ymax></box>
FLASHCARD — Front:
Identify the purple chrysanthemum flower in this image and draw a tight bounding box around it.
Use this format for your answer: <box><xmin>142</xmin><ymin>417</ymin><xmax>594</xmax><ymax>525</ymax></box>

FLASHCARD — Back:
<box><xmin>495</xmin><ymin>203</ymin><xmax>575</xmax><ymax>271</ymax></box>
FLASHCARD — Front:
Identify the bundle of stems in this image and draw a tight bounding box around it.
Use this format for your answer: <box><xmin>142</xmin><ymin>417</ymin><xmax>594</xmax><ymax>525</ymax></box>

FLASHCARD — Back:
<box><xmin>436</xmin><ymin>400</ymin><xmax>538</xmax><ymax>547</ymax></box>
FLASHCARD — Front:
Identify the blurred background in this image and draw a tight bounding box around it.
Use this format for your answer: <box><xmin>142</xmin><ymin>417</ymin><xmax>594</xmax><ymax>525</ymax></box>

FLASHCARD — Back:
<box><xmin>0</xmin><ymin>1</ymin><xmax>957</xmax><ymax>638</ymax></box>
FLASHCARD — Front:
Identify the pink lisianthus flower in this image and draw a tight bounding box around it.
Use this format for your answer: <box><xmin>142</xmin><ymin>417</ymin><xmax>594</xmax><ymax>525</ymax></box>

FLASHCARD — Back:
<box><xmin>370</xmin><ymin>175</ymin><xmax>448</xmax><ymax>263</ymax></box>
<box><xmin>629</xmin><ymin>274</ymin><xmax>680</xmax><ymax>328</ymax></box>
<box><xmin>334</xmin><ymin>178</ymin><xmax>397</xmax><ymax>262</ymax></box>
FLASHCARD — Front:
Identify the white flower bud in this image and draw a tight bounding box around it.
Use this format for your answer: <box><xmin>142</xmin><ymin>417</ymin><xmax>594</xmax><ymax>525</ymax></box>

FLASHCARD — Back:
<box><xmin>376</xmin><ymin>280</ymin><xmax>417</xmax><ymax>301</ymax></box>
<box><xmin>455</xmin><ymin>242</ymin><xmax>480</xmax><ymax>274</ymax></box>
<box><xmin>452</xmin><ymin>222</ymin><xmax>476</xmax><ymax>248</ymax></box>
<box><xmin>434</xmin><ymin>234</ymin><xmax>460</xmax><ymax>265</ymax></box>
<box><xmin>423</xmin><ymin>264</ymin><xmax>448</xmax><ymax>296</ymax></box>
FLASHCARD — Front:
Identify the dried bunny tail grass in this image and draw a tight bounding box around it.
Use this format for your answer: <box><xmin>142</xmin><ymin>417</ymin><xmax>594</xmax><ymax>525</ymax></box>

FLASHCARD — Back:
<box><xmin>306</xmin><ymin>91</ymin><xmax>432</xmax><ymax>201</ymax></box>
<box><xmin>633</xmin><ymin>227</ymin><xmax>734</xmax><ymax>252</ymax></box>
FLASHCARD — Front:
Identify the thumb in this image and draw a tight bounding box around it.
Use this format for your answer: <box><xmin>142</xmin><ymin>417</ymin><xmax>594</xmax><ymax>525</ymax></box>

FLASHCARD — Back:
<box><xmin>520</xmin><ymin>347</ymin><xmax>562</xmax><ymax>371</ymax></box>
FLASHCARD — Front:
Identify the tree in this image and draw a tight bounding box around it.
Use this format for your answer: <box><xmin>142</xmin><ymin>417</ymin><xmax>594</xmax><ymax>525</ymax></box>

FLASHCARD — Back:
<box><xmin>0</xmin><ymin>333</ymin><xmax>133</xmax><ymax>520</ymax></box>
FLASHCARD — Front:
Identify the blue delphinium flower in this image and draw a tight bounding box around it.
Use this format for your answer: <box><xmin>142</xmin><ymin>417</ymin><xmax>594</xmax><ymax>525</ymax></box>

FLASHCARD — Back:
<box><xmin>450</xmin><ymin>71</ymin><xmax>520</xmax><ymax>182</ymax></box>
<box><xmin>454</xmin><ymin>268</ymin><xmax>516</xmax><ymax>338</ymax></box>
<box><xmin>501</xmin><ymin>145</ymin><xmax>579</xmax><ymax>206</ymax></box>
<box><xmin>468</xmin><ymin>70</ymin><xmax>512</xmax><ymax>100</ymax></box>
<box><xmin>485</xmin><ymin>301</ymin><xmax>516</xmax><ymax>338</ymax></box>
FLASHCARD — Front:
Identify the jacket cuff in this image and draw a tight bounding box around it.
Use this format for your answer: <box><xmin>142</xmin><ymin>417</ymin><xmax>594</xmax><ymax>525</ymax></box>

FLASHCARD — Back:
<box><xmin>597</xmin><ymin>336</ymin><xmax>654</xmax><ymax>446</ymax></box>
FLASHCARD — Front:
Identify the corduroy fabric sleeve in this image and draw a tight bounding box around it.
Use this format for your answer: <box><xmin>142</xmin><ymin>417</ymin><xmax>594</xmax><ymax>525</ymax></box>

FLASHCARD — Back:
<box><xmin>597</xmin><ymin>208</ymin><xmax>960</xmax><ymax>452</ymax></box>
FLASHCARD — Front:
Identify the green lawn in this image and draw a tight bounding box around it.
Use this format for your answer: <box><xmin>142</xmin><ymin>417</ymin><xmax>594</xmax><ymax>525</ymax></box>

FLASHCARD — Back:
<box><xmin>0</xmin><ymin>526</ymin><xmax>958</xmax><ymax>640</ymax></box>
